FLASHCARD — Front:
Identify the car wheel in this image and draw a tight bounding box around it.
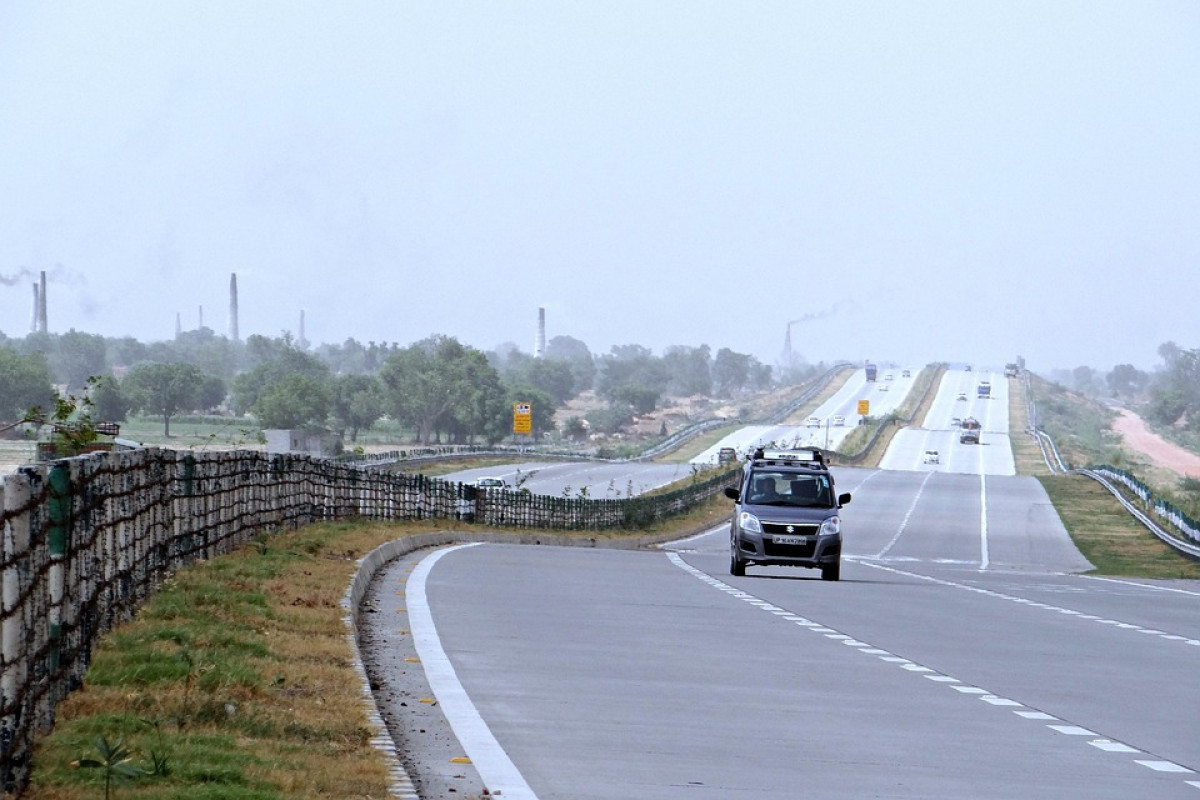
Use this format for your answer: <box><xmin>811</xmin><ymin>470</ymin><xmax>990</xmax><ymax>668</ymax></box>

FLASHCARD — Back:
<box><xmin>821</xmin><ymin>560</ymin><xmax>840</xmax><ymax>581</ymax></box>
<box><xmin>730</xmin><ymin>543</ymin><xmax>746</xmax><ymax>577</ymax></box>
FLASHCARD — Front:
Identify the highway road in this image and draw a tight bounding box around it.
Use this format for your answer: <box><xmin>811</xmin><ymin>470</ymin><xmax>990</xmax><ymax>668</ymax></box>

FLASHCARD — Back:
<box><xmin>443</xmin><ymin>461</ymin><xmax>699</xmax><ymax>498</ymax></box>
<box><xmin>691</xmin><ymin>366</ymin><xmax>921</xmax><ymax>464</ymax></box>
<box><xmin>361</xmin><ymin>462</ymin><xmax>1200</xmax><ymax>798</ymax></box>
<box><xmin>881</xmin><ymin>368</ymin><xmax>1016</xmax><ymax>476</ymax></box>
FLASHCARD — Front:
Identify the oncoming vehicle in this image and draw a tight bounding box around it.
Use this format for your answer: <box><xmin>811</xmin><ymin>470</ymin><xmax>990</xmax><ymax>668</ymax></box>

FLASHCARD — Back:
<box><xmin>957</xmin><ymin>392</ymin><xmax>968</xmax><ymax>401</ymax></box>
<box><xmin>923</xmin><ymin>450</ymin><xmax>940</xmax><ymax>464</ymax></box>
<box><xmin>959</xmin><ymin>417</ymin><xmax>981</xmax><ymax>444</ymax></box>
<box><xmin>724</xmin><ymin>447</ymin><xmax>852</xmax><ymax>581</ymax></box>
<box><xmin>806</xmin><ymin>416</ymin><xmax>822</xmax><ymax>428</ymax></box>
<box><xmin>473</xmin><ymin>476</ymin><xmax>506</xmax><ymax>489</ymax></box>
<box><xmin>717</xmin><ymin>447</ymin><xmax>738</xmax><ymax>465</ymax></box>
<box><xmin>831</xmin><ymin>415</ymin><xmax>845</xmax><ymax>426</ymax></box>
<box><xmin>901</xmin><ymin>369</ymin><xmax>912</xmax><ymax>378</ymax></box>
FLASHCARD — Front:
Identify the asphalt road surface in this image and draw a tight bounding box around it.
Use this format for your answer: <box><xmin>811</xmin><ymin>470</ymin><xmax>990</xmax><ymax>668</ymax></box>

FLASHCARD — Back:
<box><xmin>361</xmin><ymin>465</ymin><xmax>1200</xmax><ymax>798</ymax></box>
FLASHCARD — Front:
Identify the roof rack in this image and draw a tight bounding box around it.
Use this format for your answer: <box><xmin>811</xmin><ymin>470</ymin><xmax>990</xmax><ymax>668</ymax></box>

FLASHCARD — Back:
<box><xmin>750</xmin><ymin>446</ymin><xmax>827</xmax><ymax>467</ymax></box>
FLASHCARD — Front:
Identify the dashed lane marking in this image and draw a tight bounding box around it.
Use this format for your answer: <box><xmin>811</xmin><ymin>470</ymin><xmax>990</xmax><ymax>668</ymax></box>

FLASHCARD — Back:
<box><xmin>668</xmin><ymin>552</ymin><xmax>1198</xmax><ymax>793</ymax></box>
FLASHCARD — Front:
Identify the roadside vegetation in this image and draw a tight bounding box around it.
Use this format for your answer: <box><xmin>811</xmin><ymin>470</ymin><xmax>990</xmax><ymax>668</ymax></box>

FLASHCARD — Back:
<box><xmin>23</xmin><ymin>477</ymin><xmax>735</xmax><ymax>799</ymax></box>
<box><xmin>1039</xmin><ymin>474</ymin><xmax>1200</xmax><ymax>579</ymax></box>
<box><xmin>834</xmin><ymin>364</ymin><xmax>943</xmax><ymax>468</ymax></box>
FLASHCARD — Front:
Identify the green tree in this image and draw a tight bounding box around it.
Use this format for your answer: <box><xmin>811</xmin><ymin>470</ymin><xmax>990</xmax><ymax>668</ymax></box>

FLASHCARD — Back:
<box><xmin>663</xmin><ymin>344</ymin><xmax>712</xmax><ymax>396</ymax></box>
<box><xmin>1106</xmin><ymin>363</ymin><xmax>1148</xmax><ymax>398</ymax></box>
<box><xmin>331</xmin><ymin>374</ymin><xmax>384</xmax><ymax>441</ymax></box>
<box><xmin>53</xmin><ymin>329</ymin><xmax>109</xmax><ymax>391</ymax></box>
<box><xmin>1146</xmin><ymin>344</ymin><xmax>1200</xmax><ymax>429</ymax></box>
<box><xmin>380</xmin><ymin>335</ymin><xmax>504</xmax><ymax>443</ymax></box>
<box><xmin>231</xmin><ymin>343</ymin><xmax>330</xmax><ymax>414</ymax></box>
<box><xmin>123</xmin><ymin>362</ymin><xmax>207</xmax><ymax>436</ymax></box>
<box><xmin>0</xmin><ymin>347</ymin><xmax>56</xmax><ymax>419</ymax></box>
<box><xmin>90</xmin><ymin>375</ymin><xmax>132</xmax><ymax>422</ymax></box>
<box><xmin>544</xmin><ymin>335</ymin><xmax>596</xmax><ymax>390</ymax></box>
<box><xmin>254</xmin><ymin>373</ymin><xmax>332</xmax><ymax>429</ymax></box>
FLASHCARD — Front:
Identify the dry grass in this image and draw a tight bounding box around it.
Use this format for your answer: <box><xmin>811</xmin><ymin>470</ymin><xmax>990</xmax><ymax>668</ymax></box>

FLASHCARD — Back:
<box><xmin>1008</xmin><ymin>376</ymin><xmax>1053</xmax><ymax>476</ymax></box>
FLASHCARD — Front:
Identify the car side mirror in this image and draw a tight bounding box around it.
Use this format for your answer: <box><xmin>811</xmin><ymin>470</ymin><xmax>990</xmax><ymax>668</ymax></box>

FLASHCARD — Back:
<box><xmin>724</xmin><ymin>486</ymin><xmax>740</xmax><ymax>501</ymax></box>
<box><xmin>838</xmin><ymin>492</ymin><xmax>852</xmax><ymax>507</ymax></box>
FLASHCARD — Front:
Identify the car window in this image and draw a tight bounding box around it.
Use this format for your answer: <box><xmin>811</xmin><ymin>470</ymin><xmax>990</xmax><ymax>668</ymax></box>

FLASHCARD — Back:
<box><xmin>747</xmin><ymin>471</ymin><xmax>833</xmax><ymax>506</ymax></box>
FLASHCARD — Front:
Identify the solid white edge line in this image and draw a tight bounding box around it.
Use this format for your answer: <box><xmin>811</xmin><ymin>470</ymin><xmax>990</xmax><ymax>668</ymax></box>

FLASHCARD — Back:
<box><xmin>408</xmin><ymin>543</ymin><xmax>540</xmax><ymax>800</ymax></box>
<box><xmin>979</xmin><ymin>472</ymin><xmax>990</xmax><ymax>571</ymax></box>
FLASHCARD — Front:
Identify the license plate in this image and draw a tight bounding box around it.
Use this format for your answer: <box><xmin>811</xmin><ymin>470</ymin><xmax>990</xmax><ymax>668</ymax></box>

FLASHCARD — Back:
<box><xmin>773</xmin><ymin>535</ymin><xmax>810</xmax><ymax>545</ymax></box>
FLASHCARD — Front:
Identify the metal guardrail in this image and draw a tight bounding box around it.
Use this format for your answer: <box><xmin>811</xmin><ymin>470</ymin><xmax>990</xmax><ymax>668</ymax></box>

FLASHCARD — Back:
<box><xmin>1080</xmin><ymin>468</ymin><xmax>1200</xmax><ymax>561</ymax></box>
<box><xmin>1024</xmin><ymin>373</ymin><xmax>1200</xmax><ymax>561</ymax></box>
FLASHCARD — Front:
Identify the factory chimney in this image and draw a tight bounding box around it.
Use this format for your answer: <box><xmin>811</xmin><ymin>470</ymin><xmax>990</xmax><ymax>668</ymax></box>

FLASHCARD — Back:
<box><xmin>534</xmin><ymin>307</ymin><xmax>546</xmax><ymax>358</ymax></box>
<box><xmin>175</xmin><ymin>312</ymin><xmax>182</xmax><ymax>339</ymax></box>
<box><xmin>38</xmin><ymin>271</ymin><xmax>48</xmax><ymax>333</ymax></box>
<box><xmin>229</xmin><ymin>273</ymin><xmax>240</xmax><ymax>341</ymax></box>
<box><xmin>298</xmin><ymin>310</ymin><xmax>306</xmax><ymax>349</ymax></box>
<box><xmin>30</xmin><ymin>282</ymin><xmax>39</xmax><ymax>333</ymax></box>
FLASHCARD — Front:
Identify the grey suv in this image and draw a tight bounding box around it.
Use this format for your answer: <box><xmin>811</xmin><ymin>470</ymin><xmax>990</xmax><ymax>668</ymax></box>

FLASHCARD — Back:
<box><xmin>724</xmin><ymin>448</ymin><xmax>851</xmax><ymax>581</ymax></box>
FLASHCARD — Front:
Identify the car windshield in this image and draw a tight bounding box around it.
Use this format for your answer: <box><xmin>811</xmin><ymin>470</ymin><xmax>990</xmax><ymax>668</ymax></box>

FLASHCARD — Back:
<box><xmin>746</xmin><ymin>471</ymin><xmax>833</xmax><ymax>507</ymax></box>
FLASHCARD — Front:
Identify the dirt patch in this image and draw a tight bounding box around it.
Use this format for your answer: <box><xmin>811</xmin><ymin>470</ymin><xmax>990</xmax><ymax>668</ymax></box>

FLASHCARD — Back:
<box><xmin>1112</xmin><ymin>409</ymin><xmax>1200</xmax><ymax>479</ymax></box>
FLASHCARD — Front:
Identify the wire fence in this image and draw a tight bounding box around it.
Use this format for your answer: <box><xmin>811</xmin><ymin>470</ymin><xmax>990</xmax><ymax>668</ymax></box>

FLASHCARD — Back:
<box><xmin>0</xmin><ymin>446</ymin><xmax>738</xmax><ymax>795</ymax></box>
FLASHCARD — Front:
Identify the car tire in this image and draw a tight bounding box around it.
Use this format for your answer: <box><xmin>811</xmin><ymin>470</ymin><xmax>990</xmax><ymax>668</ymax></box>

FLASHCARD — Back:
<box><xmin>730</xmin><ymin>543</ymin><xmax>746</xmax><ymax>577</ymax></box>
<box><xmin>821</xmin><ymin>560</ymin><xmax>840</xmax><ymax>581</ymax></box>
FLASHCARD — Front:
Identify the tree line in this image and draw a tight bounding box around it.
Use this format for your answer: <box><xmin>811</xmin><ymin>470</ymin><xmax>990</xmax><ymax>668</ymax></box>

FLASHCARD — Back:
<box><xmin>0</xmin><ymin>327</ymin><xmax>782</xmax><ymax>445</ymax></box>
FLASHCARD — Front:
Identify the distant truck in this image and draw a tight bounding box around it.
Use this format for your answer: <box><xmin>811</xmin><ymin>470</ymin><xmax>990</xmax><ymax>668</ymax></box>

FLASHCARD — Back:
<box><xmin>977</xmin><ymin>381</ymin><xmax>991</xmax><ymax>399</ymax></box>
<box><xmin>865</xmin><ymin>363</ymin><xmax>877</xmax><ymax>382</ymax></box>
<box><xmin>959</xmin><ymin>417</ymin><xmax>981</xmax><ymax>444</ymax></box>
<box><xmin>1004</xmin><ymin>363</ymin><xmax>1019</xmax><ymax>378</ymax></box>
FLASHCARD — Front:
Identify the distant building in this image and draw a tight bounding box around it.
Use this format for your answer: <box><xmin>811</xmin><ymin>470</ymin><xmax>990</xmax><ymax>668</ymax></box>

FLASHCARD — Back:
<box><xmin>264</xmin><ymin>428</ymin><xmax>343</xmax><ymax>457</ymax></box>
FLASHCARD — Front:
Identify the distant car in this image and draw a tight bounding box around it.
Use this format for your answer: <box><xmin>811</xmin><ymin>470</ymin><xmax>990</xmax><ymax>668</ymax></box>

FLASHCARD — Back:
<box><xmin>879</xmin><ymin>383</ymin><xmax>889</xmax><ymax>392</ymax></box>
<box><xmin>884</xmin><ymin>373</ymin><xmax>894</xmax><ymax>381</ymax></box>
<box><xmin>806</xmin><ymin>416</ymin><xmax>822</xmax><ymax>428</ymax></box>
<box><xmin>960</xmin><ymin>429</ymin><xmax>980</xmax><ymax>445</ymax></box>
<box><xmin>950</xmin><ymin>417</ymin><xmax>962</xmax><ymax>427</ymax></box>
<box><xmin>474</xmin><ymin>476</ymin><xmax>506</xmax><ymax>488</ymax></box>
<box><xmin>831</xmin><ymin>415</ymin><xmax>845</xmax><ymax>427</ymax></box>
<box><xmin>717</xmin><ymin>447</ymin><xmax>738</xmax><ymax>464</ymax></box>
<box><xmin>923</xmin><ymin>450</ymin><xmax>940</xmax><ymax>464</ymax></box>
<box><xmin>901</xmin><ymin>369</ymin><xmax>911</xmax><ymax>378</ymax></box>
<box><xmin>957</xmin><ymin>392</ymin><xmax>967</xmax><ymax>401</ymax></box>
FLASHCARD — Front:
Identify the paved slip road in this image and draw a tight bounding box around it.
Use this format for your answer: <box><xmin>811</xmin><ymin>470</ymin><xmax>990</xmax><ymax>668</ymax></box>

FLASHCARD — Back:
<box><xmin>361</xmin><ymin>463</ymin><xmax>1200</xmax><ymax>799</ymax></box>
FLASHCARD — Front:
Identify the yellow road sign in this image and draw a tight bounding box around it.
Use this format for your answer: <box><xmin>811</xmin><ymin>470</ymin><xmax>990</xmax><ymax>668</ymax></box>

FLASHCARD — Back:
<box><xmin>513</xmin><ymin>402</ymin><xmax>532</xmax><ymax>435</ymax></box>
<box><xmin>857</xmin><ymin>399</ymin><xmax>870</xmax><ymax>415</ymax></box>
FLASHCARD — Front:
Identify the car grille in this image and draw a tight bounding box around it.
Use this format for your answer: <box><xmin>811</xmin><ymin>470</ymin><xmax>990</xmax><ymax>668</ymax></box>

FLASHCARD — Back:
<box><xmin>761</xmin><ymin>522</ymin><xmax>820</xmax><ymax>536</ymax></box>
<box><xmin>761</xmin><ymin>522</ymin><xmax>821</xmax><ymax>559</ymax></box>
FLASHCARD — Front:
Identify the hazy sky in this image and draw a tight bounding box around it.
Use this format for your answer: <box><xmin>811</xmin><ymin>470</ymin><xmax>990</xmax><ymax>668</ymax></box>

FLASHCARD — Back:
<box><xmin>2</xmin><ymin>3</ymin><xmax>1197</xmax><ymax>373</ymax></box>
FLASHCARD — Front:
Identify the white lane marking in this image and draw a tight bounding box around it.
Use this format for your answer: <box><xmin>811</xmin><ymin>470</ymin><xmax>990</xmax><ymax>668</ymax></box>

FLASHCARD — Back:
<box><xmin>875</xmin><ymin>469</ymin><xmax>935</xmax><ymax>559</ymax></box>
<box><xmin>408</xmin><ymin>544</ymin><xmax>540</xmax><ymax>800</ymax></box>
<box><xmin>1090</xmin><ymin>740</ymin><xmax>1141</xmax><ymax>753</ymax></box>
<box><xmin>852</xmin><ymin>560</ymin><xmax>1200</xmax><ymax>652</ymax></box>
<box><xmin>1136</xmin><ymin>761</ymin><xmax>1195</xmax><ymax>773</ymax></box>
<box><xmin>978</xmin><ymin>473</ymin><xmax>990</xmax><ymax>571</ymax></box>
<box><xmin>667</xmin><ymin>552</ymin><xmax>1194</xmax><ymax>792</ymax></box>
<box><xmin>1079</xmin><ymin>574</ymin><xmax>1200</xmax><ymax>598</ymax></box>
<box><xmin>1049</xmin><ymin>725</ymin><xmax>1097</xmax><ymax>736</ymax></box>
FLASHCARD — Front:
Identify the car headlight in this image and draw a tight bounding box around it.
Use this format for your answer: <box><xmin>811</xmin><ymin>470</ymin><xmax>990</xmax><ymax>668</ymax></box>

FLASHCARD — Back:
<box><xmin>738</xmin><ymin>511</ymin><xmax>763</xmax><ymax>534</ymax></box>
<box><xmin>820</xmin><ymin>515</ymin><xmax>841</xmax><ymax>536</ymax></box>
